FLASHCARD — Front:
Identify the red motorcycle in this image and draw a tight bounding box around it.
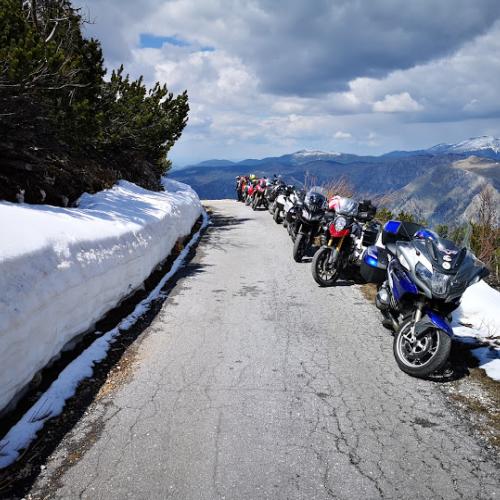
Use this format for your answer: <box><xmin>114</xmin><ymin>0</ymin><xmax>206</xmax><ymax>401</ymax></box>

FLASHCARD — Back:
<box><xmin>245</xmin><ymin>180</ymin><xmax>257</xmax><ymax>205</ymax></box>
<box><xmin>311</xmin><ymin>197</ymin><xmax>362</xmax><ymax>286</ymax></box>
<box><xmin>251</xmin><ymin>178</ymin><xmax>268</xmax><ymax>210</ymax></box>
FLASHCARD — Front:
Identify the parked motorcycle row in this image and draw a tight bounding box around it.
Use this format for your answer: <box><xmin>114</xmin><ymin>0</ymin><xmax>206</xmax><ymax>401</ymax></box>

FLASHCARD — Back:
<box><xmin>235</xmin><ymin>175</ymin><xmax>490</xmax><ymax>379</ymax></box>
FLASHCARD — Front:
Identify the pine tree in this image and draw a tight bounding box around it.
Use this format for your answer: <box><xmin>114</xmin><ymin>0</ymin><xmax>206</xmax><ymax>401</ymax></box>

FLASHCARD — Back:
<box><xmin>1</xmin><ymin>0</ymin><xmax>190</xmax><ymax>204</ymax></box>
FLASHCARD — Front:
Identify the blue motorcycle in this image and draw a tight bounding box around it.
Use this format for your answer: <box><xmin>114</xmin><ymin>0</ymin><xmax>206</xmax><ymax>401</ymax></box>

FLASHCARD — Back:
<box><xmin>361</xmin><ymin>220</ymin><xmax>489</xmax><ymax>378</ymax></box>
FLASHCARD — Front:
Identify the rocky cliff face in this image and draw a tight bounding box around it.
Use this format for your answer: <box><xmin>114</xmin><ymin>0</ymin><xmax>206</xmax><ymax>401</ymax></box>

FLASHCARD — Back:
<box><xmin>386</xmin><ymin>158</ymin><xmax>500</xmax><ymax>224</ymax></box>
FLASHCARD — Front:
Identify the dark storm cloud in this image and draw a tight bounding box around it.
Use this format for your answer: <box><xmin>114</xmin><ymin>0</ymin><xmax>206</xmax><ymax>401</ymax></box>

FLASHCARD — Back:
<box><xmin>76</xmin><ymin>0</ymin><xmax>500</xmax><ymax>96</ymax></box>
<box><xmin>243</xmin><ymin>0</ymin><xmax>500</xmax><ymax>95</ymax></box>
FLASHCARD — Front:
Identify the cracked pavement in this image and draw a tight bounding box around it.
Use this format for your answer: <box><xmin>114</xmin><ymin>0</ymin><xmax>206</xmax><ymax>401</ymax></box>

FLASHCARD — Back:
<box><xmin>30</xmin><ymin>200</ymin><xmax>498</xmax><ymax>499</ymax></box>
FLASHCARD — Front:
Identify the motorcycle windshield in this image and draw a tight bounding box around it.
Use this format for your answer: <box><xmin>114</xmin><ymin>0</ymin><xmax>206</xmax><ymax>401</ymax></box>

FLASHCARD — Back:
<box><xmin>335</xmin><ymin>197</ymin><xmax>358</xmax><ymax>216</ymax></box>
<box><xmin>305</xmin><ymin>187</ymin><xmax>327</xmax><ymax>210</ymax></box>
<box><xmin>412</xmin><ymin>235</ymin><xmax>487</xmax><ymax>297</ymax></box>
<box><xmin>306</xmin><ymin>186</ymin><xmax>328</xmax><ymax>198</ymax></box>
<box><xmin>414</xmin><ymin>235</ymin><xmax>460</xmax><ymax>266</ymax></box>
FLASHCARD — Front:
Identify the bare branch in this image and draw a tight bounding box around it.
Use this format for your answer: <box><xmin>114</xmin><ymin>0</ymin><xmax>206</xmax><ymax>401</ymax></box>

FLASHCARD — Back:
<box><xmin>45</xmin><ymin>21</ymin><xmax>58</xmax><ymax>43</ymax></box>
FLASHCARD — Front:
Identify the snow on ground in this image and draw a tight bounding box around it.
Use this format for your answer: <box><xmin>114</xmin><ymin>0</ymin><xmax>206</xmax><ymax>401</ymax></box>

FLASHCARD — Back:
<box><xmin>452</xmin><ymin>280</ymin><xmax>500</xmax><ymax>381</ymax></box>
<box><xmin>0</xmin><ymin>179</ymin><xmax>202</xmax><ymax>417</ymax></box>
<box><xmin>0</xmin><ymin>210</ymin><xmax>209</xmax><ymax>469</ymax></box>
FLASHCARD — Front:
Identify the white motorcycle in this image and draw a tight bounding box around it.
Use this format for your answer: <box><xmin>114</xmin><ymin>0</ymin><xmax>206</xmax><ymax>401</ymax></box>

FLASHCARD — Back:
<box><xmin>274</xmin><ymin>185</ymin><xmax>293</xmax><ymax>223</ymax></box>
<box><xmin>281</xmin><ymin>186</ymin><xmax>304</xmax><ymax>229</ymax></box>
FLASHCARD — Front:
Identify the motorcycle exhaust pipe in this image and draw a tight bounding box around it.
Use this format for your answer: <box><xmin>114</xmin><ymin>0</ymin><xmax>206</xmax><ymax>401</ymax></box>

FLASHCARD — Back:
<box><xmin>381</xmin><ymin>312</ymin><xmax>399</xmax><ymax>331</ymax></box>
<box><xmin>375</xmin><ymin>287</ymin><xmax>390</xmax><ymax>311</ymax></box>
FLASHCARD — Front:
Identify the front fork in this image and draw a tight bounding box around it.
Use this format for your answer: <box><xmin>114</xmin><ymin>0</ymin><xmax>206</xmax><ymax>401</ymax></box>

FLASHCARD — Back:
<box><xmin>328</xmin><ymin>236</ymin><xmax>345</xmax><ymax>266</ymax></box>
<box><xmin>409</xmin><ymin>301</ymin><xmax>425</xmax><ymax>340</ymax></box>
<box><xmin>327</xmin><ymin>236</ymin><xmax>345</xmax><ymax>262</ymax></box>
<box><xmin>327</xmin><ymin>235</ymin><xmax>345</xmax><ymax>249</ymax></box>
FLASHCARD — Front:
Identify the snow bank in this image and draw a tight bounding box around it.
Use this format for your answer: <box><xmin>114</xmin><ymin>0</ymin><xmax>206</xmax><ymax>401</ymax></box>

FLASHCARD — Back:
<box><xmin>0</xmin><ymin>211</ymin><xmax>209</xmax><ymax>468</ymax></box>
<box><xmin>0</xmin><ymin>179</ymin><xmax>202</xmax><ymax>414</ymax></box>
<box><xmin>452</xmin><ymin>280</ymin><xmax>500</xmax><ymax>381</ymax></box>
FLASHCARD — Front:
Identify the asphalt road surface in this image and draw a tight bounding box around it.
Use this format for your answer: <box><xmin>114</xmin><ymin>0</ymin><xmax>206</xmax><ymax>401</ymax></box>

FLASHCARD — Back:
<box><xmin>31</xmin><ymin>200</ymin><xmax>498</xmax><ymax>499</ymax></box>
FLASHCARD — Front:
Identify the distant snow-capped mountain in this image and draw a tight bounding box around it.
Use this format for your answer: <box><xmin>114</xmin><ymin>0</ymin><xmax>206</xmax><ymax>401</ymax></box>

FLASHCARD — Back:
<box><xmin>428</xmin><ymin>136</ymin><xmax>500</xmax><ymax>155</ymax></box>
<box><xmin>291</xmin><ymin>149</ymin><xmax>341</xmax><ymax>162</ymax></box>
<box><xmin>171</xmin><ymin>136</ymin><xmax>500</xmax><ymax>224</ymax></box>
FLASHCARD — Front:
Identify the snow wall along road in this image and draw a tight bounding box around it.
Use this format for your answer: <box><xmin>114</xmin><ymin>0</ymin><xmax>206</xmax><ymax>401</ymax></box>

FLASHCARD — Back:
<box><xmin>0</xmin><ymin>179</ymin><xmax>202</xmax><ymax>414</ymax></box>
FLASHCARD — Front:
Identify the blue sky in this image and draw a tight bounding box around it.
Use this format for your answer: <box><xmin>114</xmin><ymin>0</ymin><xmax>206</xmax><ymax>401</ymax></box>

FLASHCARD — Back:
<box><xmin>139</xmin><ymin>34</ymin><xmax>190</xmax><ymax>49</ymax></box>
<box><xmin>77</xmin><ymin>0</ymin><xmax>500</xmax><ymax>165</ymax></box>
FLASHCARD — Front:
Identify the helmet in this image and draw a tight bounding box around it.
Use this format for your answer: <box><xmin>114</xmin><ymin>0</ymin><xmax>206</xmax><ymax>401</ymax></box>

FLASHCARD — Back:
<box><xmin>249</xmin><ymin>174</ymin><xmax>257</xmax><ymax>181</ymax></box>
<box><xmin>330</xmin><ymin>196</ymin><xmax>358</xmax><ymax>216</ymax></box>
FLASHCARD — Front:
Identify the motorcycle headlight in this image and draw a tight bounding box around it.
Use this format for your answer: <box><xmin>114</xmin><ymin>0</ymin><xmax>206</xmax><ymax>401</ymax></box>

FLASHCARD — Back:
<box><xmin>415</xmin><ymin>262</ymin><xmax>432</xmax><ymax>283</ymax></box>
<box><xmin>431</xmin><ymin>273</ymin><xmax>451</xmax><ymax>296</ymax></box>
<box><xmin>334</xmin><ymin>216</ymin><xmax>347</xmax><ymax>231</ymax></box>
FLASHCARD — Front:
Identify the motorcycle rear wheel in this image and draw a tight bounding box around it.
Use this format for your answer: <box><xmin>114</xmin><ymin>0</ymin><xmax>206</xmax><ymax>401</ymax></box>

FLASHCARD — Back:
<box><xmin>311</xmin><ymin>246</ymin><xmax>340</xmax><ymax>286</ymax></box>
<box><xmin>393</xmin><ymin>320</ymin><xmax>451</xmax><ymax>378</ymax></box>
<box><xmin>273</xmin><ymin>206</ymin><xmax>281</xmax><ymax>223</ymax></box>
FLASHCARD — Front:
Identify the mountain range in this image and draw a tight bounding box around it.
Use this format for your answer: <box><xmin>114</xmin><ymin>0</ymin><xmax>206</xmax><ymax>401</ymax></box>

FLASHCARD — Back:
<box><xmin>170</xmin><ymin>136</ymin><xmax>500</xmax><ymax>225</ymax></box>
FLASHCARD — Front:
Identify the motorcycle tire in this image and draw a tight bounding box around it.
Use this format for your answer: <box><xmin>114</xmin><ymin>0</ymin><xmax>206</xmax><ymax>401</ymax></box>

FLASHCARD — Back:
<box><xmin>252</xmin><ymin>197</ymin><xmax>258</xmax><ymax>210</ymax></box>
<box><xmin>393</xmin><ymin>320</ymin><xmax>452</xmax><ymax>378</ymax></box>
<box><xmin>311</xmin><ymin>246</ymin><xmax>340</xmax><ymax>286</ymax></box>
<box><xmin>245</xmin><ymin>195</ymin><xmax>252</xmax><ymax>206</ymax></box>
<box><xmin>293</xmin><ymin>233</ymin><xmax>307</xmax><ymax>262</ymax></box>
<box><xmin>273</xmin><ymin>207</ymin><xmax>281</xmax><ymax>223</ymax></box>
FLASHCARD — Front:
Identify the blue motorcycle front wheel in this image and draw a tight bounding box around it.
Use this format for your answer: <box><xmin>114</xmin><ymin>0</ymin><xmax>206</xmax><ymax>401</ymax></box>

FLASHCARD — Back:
<box><xmin>393</xmin><ymin>320</ymin><xmax>451</xmax><ymax>378</ymax></box>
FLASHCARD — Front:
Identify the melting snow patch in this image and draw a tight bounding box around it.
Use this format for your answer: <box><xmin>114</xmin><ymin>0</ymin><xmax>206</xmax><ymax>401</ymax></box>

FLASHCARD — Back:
<box><xmin>452</xmin><ymin>280</ymin><xmax>500</xmax><ymax>381</ymax></box>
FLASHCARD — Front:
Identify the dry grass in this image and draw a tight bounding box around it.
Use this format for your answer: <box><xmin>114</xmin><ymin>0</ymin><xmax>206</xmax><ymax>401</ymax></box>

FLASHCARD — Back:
<box><xmin>322</xmin><ymin>177</ymin><xmax>355</xmax><ymax>198</ymax></box>
<box><xmin>360</xmin><ymin>283</ymin><xmax>377</xmax><ymax>303</ymax></box>
<box><xmin>303</xmin><ymin>174</ymin><xmax>355</xmax><ymax>199</ymax></box>
<box><xmin>448</xmin><ymin>367</ymin><xmax>500</xmax><ymax>448</ymax></box>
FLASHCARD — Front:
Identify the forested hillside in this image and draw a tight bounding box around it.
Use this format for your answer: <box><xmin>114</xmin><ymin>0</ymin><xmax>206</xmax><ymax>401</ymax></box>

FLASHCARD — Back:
<box><xmin>0</xmin><ymin>0</ymin><xmax>189</xmax><ymax>206</ymax></box>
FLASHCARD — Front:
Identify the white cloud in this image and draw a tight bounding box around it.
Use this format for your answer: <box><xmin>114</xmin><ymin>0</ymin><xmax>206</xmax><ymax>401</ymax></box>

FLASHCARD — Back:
<box><xmin>334</xmin><ymin>131</ymin><xmax>353</xmax><ymax>140</ymax></box>
<box><xmin>271</xmin><ymin>99</ymin><xmax>307</xmax><ymax>114</ymax></box>
<box><xmin>373</xmin><ymin>92</ymin><xmax>423</xmax><ymax>113</ymax></box>
<box><xmin>73</xmin><ymin>0</ymin><xmax>500</xmax><ymax>163</ymax></box>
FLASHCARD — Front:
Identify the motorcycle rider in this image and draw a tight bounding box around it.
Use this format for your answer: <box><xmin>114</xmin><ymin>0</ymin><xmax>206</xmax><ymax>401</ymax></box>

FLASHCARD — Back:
<box><xmin>235</xmin><ymin>176</ymin><xmax>243</xmax><ymax>201</ymax></box>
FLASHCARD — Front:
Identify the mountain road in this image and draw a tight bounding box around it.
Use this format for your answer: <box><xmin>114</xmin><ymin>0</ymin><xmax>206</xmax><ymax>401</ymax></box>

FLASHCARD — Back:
<box><xmin>30</xmin><ymin>200</ymin><xmax>498</xmax><ymax>500</ymax></box>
